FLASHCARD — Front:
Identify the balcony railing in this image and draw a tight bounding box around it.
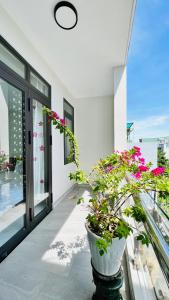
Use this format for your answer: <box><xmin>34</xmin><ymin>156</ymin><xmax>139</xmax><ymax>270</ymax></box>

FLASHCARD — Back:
<box><xmin>140</xmin><ymin>192</ymin><xmax>169</xmax><ymax>286</ymax></box>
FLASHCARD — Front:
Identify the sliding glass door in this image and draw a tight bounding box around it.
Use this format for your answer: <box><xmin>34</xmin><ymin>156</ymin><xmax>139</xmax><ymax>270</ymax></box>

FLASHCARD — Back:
<box><xmin>0</xmin><ymin>78</ymin><xmax>26</xmax><ymax>248</ymax></box>
<box><xmin>0</xmin><ymin>36</ymin><xmax>52</xmax><ymax>261</ymax></box>
<box><xmin>32</xmin><ymin>97</ymin><xmax>51</xmax><ymax>217</ymax></box>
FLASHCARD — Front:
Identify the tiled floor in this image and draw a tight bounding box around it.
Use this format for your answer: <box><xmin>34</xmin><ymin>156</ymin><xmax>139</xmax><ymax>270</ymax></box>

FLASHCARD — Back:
<box><xmin>0</xmin><ymin>186</ymin><xmax>126</xmax><ymax>300</ymax></box>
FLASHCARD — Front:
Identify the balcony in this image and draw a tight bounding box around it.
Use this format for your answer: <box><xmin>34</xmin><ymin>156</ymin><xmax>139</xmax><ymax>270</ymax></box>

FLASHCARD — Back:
<box><xmin>0</xmin><ymin>1</ymin><xmax>169</xmax><ymax>299</ymax></box>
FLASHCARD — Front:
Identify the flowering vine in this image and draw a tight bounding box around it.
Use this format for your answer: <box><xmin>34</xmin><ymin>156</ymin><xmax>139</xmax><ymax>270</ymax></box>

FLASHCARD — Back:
<box><xmin>43</xmin><ymin>107</ymin><xmax>80</xmax><ymax>168</ymax></box>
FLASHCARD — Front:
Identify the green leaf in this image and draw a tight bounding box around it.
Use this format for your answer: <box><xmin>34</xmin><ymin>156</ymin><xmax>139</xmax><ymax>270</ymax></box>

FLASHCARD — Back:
<box><xmin>77</xmin><ymin>197</ymin><xmax>84</xmax><ymax>205</ymax></box>
<box><xmin>96</xmin><ymin>239</ymin><xmax>110</xmax><ymax>256</ymax></box>
<box><xmin>132</xmin><ymin>205</ymin><xmax>147</xmax><ymax>223</ymax></box>
<box><xmin>115</xmin><ymin>221</ymin><xmax>133</xmax><ymax>239</ymax></box>
<box><xmin>69</xmin><ymin>170</ymin><xmax>87</xmax><ymax>183</ymax></box>
<box><xmin>123</xmin><ymin>207</ymin><xmax>132</xmax><ymax>217</ymax></box>
<box><xmin>124</xmin><ymin>205</ymin><xmax>146</xmax><ymax>223</ymax></box>
<box><xmin>136</xmin><ymin>232</ymin><xmax>150</xmax><ymax>246</ymax></box>
<box><xmin>99</xmin><ymin>249</ymin><xmax>104</xmax><ymax>256</ymax></box>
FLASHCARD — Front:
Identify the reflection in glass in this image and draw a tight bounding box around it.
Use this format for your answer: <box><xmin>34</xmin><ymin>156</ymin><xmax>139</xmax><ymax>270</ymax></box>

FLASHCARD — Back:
<box><xmin>33</xmin><ymin>100</ymin><xmax>49</xmax><ymax>215</ymax></box>
<box><xmin>0</xmin><ymin>43</ymin><xmax>25</xmax><ymax>78</ymax></box>
<box><xmin>0</xmin><ymin>78</ymin><xmax>25</xmax><ymax>247</ymax></box>
<box><xmin>65</xmin><ymin>116</ymin><xmax>73</xmax><ymax>161</ymax></box>
<box><xmin>30</xmin><ymin>72</ymin><xmax>48</xmax><ymax>97</ymax></box>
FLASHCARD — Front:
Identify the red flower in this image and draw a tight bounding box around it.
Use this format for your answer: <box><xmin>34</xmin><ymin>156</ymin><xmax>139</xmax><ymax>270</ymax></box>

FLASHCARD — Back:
<box><xmin>134</xmin><ymin>172</ymin><xmax>141</xmax><ymax>179</ymax></box>
<box><xmin>138</xmin><ymin>165</ymin><xmax>149</xmax><ymax>172</ymax></box>
<box><xmin>60</xmin><ymin>118</ymin><xmax>65</xmax><ymax>126</ymax></box>
<box><xmin>133</xmin><ymin>146</ymin><xmax>140</xmax><ymax>152</ymax></box>
<box><xmin>139</xmin><ymin>157</ymin><xmax>145</xmax><ymax>165</ymax></box>
<box><xmin>52</xmin><ymin>111</ymin><xmax>60</xmax><ymax>119</ymax></box>
<box><xmin>151</xmin><ymin>167</ymin><xmax>165</xmax><ymax>176</ymax></box>
<box><xmin>132</xmin><ymin>146</ymin><xmax>141</xmax><ymax>157</ymax></box>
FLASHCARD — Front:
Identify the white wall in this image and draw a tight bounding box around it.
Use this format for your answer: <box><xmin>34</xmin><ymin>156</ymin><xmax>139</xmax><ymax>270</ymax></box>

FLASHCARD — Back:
<box><xmin>75</xmin><ymin>96</ymin><xmax>114</xmax><ymax>173</ymax></box>
<box><xmin>128</xmin><ymin>142</ymin><xmax>158</xmax><ymax>168</ymax></box>
<box><xmin>0</xmin><ymin>7</ymin><xmax>76</xmax><ymax>203</ymax></box>
<box><xmin>113</xmin><ymin>66</ymin><xmax>127</xmax><ymax>151</ymax></box>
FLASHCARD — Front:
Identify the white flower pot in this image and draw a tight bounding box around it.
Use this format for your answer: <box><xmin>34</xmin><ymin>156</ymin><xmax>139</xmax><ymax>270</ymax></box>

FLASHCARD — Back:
<box><xmin>85</xmin><ymin>223</ymin><xmax>126</xmax><ymax>276</ymax></box>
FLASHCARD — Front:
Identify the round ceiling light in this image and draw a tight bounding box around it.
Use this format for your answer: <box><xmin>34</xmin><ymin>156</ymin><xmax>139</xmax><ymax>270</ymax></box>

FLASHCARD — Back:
<box><xmin>54</xmin><ymin>1</ymin><xmax>78</xmax><ymax>30</ymax></box>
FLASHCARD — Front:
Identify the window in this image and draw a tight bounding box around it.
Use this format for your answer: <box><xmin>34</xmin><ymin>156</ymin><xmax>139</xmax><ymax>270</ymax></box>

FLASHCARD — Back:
<box><xmin>0</xmin><ymin>42</ymin><xmax>25</xmax><ymax>78</ymax></box>
<box><xmin>30</xmin><ymin>71</ymin><xmax>49</xmax><ymax>97</ymax></box>
<box><xmin>64</xmin><ymin>99</ymin><xmax>74</xmax><ymax>164</ymax></box>
<box><xmin>0</xmin><ymin>37</ymin><xmax>50</xmax><ymax>97</ymax></box>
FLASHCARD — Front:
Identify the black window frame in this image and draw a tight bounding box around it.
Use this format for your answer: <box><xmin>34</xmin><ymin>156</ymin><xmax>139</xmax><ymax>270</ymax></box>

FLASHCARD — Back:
<box><xmin>63</xmin><ymin>98</ymin><xmax>74</xmax><ymax>165</ymax></box>
<box><xmin>0</xmin><ymin>35</ymin><xmax>52</xmax><ymax>262</ymax></box>
<box><xmin>0</xmin><ymin>35</ymin><xmax>51</xmax><ymax>98</ymax></box>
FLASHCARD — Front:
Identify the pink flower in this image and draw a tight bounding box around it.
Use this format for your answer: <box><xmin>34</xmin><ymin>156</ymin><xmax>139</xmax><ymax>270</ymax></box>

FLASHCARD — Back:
<box><xmin>138</xmin><ymin>165</ymin><xmax>149</xmax><ymax>172</ymax></box>
<box><xmin>48</xmin><ymin>111</ymin><xmax>60</xmax><ymax>121</ymax></box>
<box><xmin>133</xmin><ymin>146</ymin><xmax>141</xmax><ymax>157</ymax></box>
<box><xmin>151</xmin><ymin>167</ymin><xmax>165</xmax><ymax>176</ymax></box>
<box><xmin>134</xmin><ymin>172</ymin><xmax>141</xmax><ymax>179</ymax></box>
<box><xmin>60</xmin><ymin>118</ymin><xmax>65</xmax><ymax>126</ymax></box>
<box><xmin>105</xmin><ymin>165</ymin><xmax>113</xmax><ymax>173</ymax></box>
<box><xmin>52</xmin><ymin>111</ymin><xmax>59</xmax><ymax>119</ymax></box>
<box><xmin>133</xmin><ymin>146</ymin><xmax>141</xmax><ymax>152</ymax></box>
<box><xmin>139</xmin><ymin>157</ymin><xmax>145</xmax><ymax>165</ymax></box>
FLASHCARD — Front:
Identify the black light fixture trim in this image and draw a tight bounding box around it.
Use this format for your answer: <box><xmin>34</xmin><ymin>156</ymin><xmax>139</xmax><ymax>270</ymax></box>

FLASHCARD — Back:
<box><xmin>54</xmin><ymin>1</ymin><xmax>78</xmax><ymax>30</ymax></box>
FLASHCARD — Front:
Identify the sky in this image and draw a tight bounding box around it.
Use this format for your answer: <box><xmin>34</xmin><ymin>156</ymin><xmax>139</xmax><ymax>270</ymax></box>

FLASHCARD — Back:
<box><xmin>127</xmin><ymin>0</ymin><xmax>169</xmax><ymax>141</ymax></box>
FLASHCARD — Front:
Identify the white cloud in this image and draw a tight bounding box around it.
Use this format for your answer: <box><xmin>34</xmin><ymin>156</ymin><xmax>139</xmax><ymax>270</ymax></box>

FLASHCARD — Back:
<box><xmin>133</xmin><ymin>115</ymin><xmax>169</xmax><ymax>140</ymax></box>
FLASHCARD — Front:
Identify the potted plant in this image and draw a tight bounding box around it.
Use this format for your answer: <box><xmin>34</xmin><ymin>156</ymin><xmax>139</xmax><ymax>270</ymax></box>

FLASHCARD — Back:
<box><xmin>44</xmin><ymin>108</ymin><xmax>169</xmax><ymax>278</ymax></box>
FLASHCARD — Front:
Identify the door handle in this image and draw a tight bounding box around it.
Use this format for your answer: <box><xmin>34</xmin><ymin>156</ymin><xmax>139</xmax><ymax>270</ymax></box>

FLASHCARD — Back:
<box><xmin>28</xmin><ymin>131</ymin><xmax>31</xmax><ymax>144</ymax></box>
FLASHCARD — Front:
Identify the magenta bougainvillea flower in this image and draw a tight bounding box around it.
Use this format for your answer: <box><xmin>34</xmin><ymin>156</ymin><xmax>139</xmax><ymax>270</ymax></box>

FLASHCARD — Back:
<box><xmin>151</xmin><ymin>167</ymin><xmax>165</xmax><ymax>176</ymax></box>
<box><xmin>60</xmin><ymin>118</ymin><xmax>65</xmax><ymax>126</ymax></box>
<box><xmin>46</xmin><ymin>110</ymin><xmax>66</xmax><ymax>127</ymax></box>
<box><xmin>139</xmin><ymin>157</ymin><xmax>145</xmax><ymax>165</ymax></box>
<box><xmin>138</xmin><ymin>165</ymin><xmax>149</xmax><ymax>172</ymax></box>
<box><xmin>134</xmin><ymin>172</ymin><xmax>141</xmax><ymax>179</ymax></box>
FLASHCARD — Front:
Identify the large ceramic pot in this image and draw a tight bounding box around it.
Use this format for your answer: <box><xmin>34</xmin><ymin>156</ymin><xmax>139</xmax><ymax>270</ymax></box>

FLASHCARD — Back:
<box><xmin>86</xmin><ymin>223</ymin><xmax>126</xmax><ymax>276</ymax></box>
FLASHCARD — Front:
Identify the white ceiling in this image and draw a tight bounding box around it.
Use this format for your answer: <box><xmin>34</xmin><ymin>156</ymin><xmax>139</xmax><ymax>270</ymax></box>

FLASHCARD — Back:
<box><xmin>0</xmin><ymin>0</ymin><xmax>135</xmax><ymax>98</ymax></box>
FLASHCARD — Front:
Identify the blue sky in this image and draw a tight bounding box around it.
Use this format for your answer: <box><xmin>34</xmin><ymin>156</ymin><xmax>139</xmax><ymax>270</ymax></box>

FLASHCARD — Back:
<box><xmin>127</xmin><ymin>0</ymin><xmax>169</xmax><ymax>140</ymax></box>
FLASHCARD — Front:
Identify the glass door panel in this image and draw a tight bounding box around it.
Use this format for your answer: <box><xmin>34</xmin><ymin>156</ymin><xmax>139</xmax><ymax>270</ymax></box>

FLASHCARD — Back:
<box><xmin>33</xmin><ymin>99</ymin><xmax>49</xmax><ymax>216</ymax></box>
<box><xmin>0</xmin><ymin>78</ymin><xmax>25</xmax><ymax>247</ymax></box>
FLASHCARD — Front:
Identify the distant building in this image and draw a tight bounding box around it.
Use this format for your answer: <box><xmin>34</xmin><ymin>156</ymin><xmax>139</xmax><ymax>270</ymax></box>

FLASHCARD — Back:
<box><xmin>139</xmin><ymin>137</ymin><xmax>169</xmax><ymax>159</ymax></box>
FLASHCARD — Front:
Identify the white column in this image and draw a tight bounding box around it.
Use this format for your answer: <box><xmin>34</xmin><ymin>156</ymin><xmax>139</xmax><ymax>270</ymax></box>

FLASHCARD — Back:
<box><xmin>113</xmin><ymin>65</ymin><xmax>127</xmax><ymax>151</ymax></box>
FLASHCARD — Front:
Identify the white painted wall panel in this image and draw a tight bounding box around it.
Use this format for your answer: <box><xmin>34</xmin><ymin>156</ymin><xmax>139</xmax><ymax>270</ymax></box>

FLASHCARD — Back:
<box><xmin>113</xmin><ymin>66</ymin><xmax>127</xmax><ymax>151</ymax></box>
<box><xmin>75</xmin><ymin>96</ymin><xmax>114</xmax><ymax>173</ymax></box>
